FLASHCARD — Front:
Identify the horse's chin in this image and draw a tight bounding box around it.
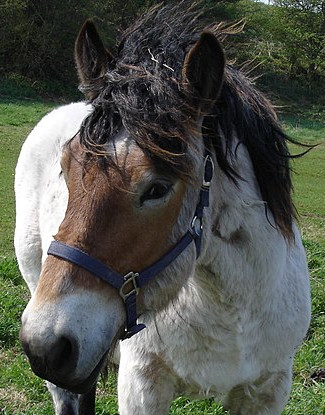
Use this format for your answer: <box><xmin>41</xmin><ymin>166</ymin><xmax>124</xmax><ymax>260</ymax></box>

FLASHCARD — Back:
<box><xmin>32</xmin><ymin>352</ymin><xmax>108</xmax><ymax>395</ymax></box>
<box><xmin>62</xmin><ymin>353</ymin><xmax>105</xmax><ymax>394</ymax></box>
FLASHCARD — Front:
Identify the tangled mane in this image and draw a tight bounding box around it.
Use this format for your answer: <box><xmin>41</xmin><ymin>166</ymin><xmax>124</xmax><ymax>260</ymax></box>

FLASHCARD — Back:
<box><xmin>79</xmin><ymin>1</ymin><xmax>299</xmax><ymax>238</ymax></box>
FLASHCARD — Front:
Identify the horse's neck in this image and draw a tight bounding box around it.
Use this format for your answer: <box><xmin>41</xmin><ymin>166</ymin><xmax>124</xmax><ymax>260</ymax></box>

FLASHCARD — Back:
<box><xmin>210</xmin><ymin>139</ymin><xmax>265</xmax><ymax>241</ymax></box>
<box><xmin>199</xmin><ymin>138</ymin><xmax>288</xmax><ymax>305</ymax></box>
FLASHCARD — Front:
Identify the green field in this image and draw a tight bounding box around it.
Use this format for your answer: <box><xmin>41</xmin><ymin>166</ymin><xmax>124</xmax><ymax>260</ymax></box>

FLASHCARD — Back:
<box><xmin>0</xmin><ymin>98</ymin><xmax>324</xmax><ymax>414</ymax></box>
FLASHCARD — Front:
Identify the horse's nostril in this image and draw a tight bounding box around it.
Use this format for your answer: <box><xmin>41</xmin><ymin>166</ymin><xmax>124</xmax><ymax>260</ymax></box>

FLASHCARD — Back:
<box><xmin>48</xmin><ymin>336</ymin><xmax>78</xmax><ymax>373</ymax></box>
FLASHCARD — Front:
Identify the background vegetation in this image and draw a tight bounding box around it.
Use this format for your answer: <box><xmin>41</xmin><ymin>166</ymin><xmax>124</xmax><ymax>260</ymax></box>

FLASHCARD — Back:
<box><xmin>0</xmin><ymin>0</ymin><xmax>325</xmax><ymax>105</ymax></box>
<box><xmin>0</xmin><ymin>0</ymin><xmax>324</xmax><ymax>413</ymax></box>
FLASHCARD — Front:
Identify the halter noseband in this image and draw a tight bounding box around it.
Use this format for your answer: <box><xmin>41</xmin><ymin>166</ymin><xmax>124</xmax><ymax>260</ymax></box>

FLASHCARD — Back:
<box><xmin>47</xmin><ymin>153</ymin><xmax>214</xmax><ymax>339</ymax></box>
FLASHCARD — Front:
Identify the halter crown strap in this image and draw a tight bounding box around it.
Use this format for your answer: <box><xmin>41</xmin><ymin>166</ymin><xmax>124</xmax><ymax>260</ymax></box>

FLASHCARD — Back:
<box><xmin>47</xmin><ymin>152</ymin><xmax>214</xmax><ymax>339</ymax></box>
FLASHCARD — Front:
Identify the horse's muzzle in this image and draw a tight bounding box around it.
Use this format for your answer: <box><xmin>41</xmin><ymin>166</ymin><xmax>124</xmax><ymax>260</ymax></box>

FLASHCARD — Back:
<box><xmin>20</xmin><ymin>323</ymin><xmax>107</xmax><ymax>393</ymax></box>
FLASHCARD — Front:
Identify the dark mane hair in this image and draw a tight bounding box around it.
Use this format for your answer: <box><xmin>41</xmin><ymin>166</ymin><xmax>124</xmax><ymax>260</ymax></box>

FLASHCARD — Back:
<box><xmin>79</xmin><ymin>1</ymin><xmax>300</xmax><ymax>239</ymax></box>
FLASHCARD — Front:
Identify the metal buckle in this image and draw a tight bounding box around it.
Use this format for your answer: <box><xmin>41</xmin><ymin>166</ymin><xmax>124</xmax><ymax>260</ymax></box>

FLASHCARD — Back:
<box><xmin>119</xmin><ymin>272</ymin><xmax>139</xmax><ymax>301</ymax></box>
<box><xmin>202</xmin><ymin>155</ymin><xmax>214</xmax><ymax>188</ymax></box>
<box><xmin>191</xmin><ymin>216</ymin><xmax>203</xmax><ymax>237</ymax></box>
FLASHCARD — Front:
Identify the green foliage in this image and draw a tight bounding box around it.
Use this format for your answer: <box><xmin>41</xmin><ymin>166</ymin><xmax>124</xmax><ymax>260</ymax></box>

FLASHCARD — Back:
<box><xmin>205</xmin><ymin>0</ymin><xmax>325</xmax><ymax>108</ymax></box>
<box><xmin>0</xmin><ymin>0</ymin><xmax>324</xmax><ymax>100</ymax></box>
<box><xmin>0</xmin><ymin>72</ymin><xmax>82</xmax><ymax>101</ymax></box>
<box><xmin>273</xmin><ymin>0</ymin><xmax>325</xmax><ymax>78</ymax></box>
<box><xmin>0</xmin><ymin>0</ymin><xmax>154</xmax><ymax>86</ymax></box>
<box><xmin>0</xmin><ymin>0</ymin><xmax>324</xmax><ymax>109</ymax></box>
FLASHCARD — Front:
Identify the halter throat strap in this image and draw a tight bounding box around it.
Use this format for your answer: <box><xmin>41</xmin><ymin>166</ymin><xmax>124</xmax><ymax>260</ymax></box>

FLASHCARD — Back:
<box><xmin>47</xmin><ymin>152</ymin><xmax>214</xmax><ymax>339</ymax></box>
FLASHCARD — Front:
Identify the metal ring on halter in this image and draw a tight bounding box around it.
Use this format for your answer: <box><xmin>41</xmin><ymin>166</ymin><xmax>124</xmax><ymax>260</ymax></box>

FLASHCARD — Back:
<box><xmin>119</xmin><ymin>272</ymin><xmax>140</xmax><ymax>301</ymax></box>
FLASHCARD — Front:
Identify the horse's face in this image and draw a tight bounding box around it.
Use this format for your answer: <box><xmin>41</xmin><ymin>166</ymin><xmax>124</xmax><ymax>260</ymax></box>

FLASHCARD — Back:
<box><xmin>20</xmin><ymin>20</ymin><xmax>224</xmax><ymax>393</ymax></box>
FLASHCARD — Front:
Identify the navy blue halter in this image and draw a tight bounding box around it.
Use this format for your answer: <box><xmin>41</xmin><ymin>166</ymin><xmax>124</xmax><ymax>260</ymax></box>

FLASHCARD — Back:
<box><xmin>47</xmin><ymin>153</ymin><xmax>214</xmax><ymax>339</ymax></box>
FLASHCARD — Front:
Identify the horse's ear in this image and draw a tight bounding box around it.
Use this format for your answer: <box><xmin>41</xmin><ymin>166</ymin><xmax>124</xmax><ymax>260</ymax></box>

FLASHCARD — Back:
<box><xmin>75</xmin><ymin>20</ymin><xmax>114</xmax><ymax>100</ymax></box>
<box><xmin>182</xmin><ymin>32</ymin><xmax>225</xmax><ymax>111</ymax></box>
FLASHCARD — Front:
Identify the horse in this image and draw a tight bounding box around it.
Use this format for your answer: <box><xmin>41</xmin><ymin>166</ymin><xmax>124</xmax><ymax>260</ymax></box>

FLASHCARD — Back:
<box><xmin>15</xmin><ymin>2</ymin><xmax>311</xmax><ymax>414</ymax></box>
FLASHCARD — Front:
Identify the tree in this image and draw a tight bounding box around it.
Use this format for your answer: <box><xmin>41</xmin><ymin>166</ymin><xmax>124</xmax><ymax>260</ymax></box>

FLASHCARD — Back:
<box><xmin>273</xmin><ymin>0</ymin><xmax>325</xmax><ymax>79</ymax></box>
<box><xmin>0</xmin><ymin>0</ymin><xmax>153</xmax><ymax>84</ymax></box>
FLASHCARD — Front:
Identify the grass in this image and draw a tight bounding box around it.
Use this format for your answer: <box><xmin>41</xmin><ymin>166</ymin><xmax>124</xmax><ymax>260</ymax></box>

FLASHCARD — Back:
<box><xmin>0</xmin><ymin>100</ymin><xmax>56</xmax><ymax>258</ymax></box>
<box><xmin>0</xmin><ymin>96</ymin><xmax>324</xmax><ymax>414</ymax></box>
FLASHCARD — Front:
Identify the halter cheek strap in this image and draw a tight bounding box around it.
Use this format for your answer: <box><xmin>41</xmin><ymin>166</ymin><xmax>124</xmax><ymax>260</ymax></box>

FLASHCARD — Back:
<box><xmin>47</xmin><ymin>153</ymin><xmax>214</xmax><ymax>339</ymax></box>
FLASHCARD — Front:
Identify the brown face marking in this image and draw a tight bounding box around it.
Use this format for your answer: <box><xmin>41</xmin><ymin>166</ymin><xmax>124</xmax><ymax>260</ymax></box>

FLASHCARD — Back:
<box><xmin>36</xmin><ymin>135</ymin><xmax>186</xmax><ymax>302</ymax></box>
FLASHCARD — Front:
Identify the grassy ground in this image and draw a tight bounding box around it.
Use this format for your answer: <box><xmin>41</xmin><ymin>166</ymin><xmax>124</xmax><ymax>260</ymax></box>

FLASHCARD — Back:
<box><xmin>0</xmin><ymin>97</ymin><xmax>324</xmax><ymax>414</ymax></box>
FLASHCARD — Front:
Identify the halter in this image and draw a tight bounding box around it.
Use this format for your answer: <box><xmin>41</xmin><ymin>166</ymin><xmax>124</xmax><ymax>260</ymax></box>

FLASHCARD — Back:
<box><xmin>47</xmin><ymin>152</ymin><xmax>214</xmax><ymax>339</ymax></box>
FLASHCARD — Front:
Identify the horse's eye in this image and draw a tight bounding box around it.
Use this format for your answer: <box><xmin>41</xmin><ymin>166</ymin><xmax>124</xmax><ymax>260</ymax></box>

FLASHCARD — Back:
<box><xmin>140</xmin><ymin>181</ymin><xmax>172</xmax><ymax>204</ymax></box>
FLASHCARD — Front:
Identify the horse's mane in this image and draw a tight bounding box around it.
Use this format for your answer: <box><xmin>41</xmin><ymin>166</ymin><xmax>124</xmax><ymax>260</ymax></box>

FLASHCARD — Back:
<box><xmin>79</xmin><ymin>1</ymin><xmax>296</xmax><ymax>239</ymax></box>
